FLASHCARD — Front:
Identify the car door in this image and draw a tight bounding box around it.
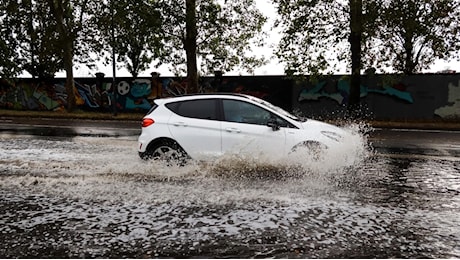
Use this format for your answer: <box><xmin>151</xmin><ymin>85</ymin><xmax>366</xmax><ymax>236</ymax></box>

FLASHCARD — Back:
<box><xmin>220</xmin><ymin>99</ymin><xmax>287</xmax><ymax>157</ymax></box>
<box><xmin>166</xmin><ymin>99</ymin><xmax>222</xmax><ymax>160</ymax></box>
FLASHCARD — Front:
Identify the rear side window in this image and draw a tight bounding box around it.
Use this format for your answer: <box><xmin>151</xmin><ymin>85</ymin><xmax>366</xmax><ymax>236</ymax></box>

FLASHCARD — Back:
<box><xmin>166</xmin><ymin>99</ymin><xmax>218</xmax><ymax>120</ymax></box>
<box><xmin>146</xmin><ymin>103</ymin><xmax>158</xmax><ymax>114</ymax></box>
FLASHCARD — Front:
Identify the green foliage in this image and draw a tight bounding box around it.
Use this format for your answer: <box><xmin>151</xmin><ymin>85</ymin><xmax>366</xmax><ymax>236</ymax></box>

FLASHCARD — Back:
<box><xmin>0</xmin><ymin>5</ymin><xmax>22</xmax><ymax>78</ymax></box>
<box><xmin>367</xmin><ymin>0</ymin><xmax>460</xmax><ymax>74</ymax></box>
<box><xmin>46</xmin><ymin>0</ymin><xmax>105</xmax><ymax>111</ymax></box>
<box><xmin>3</xmin><ymin>0</ymin><xmax>460</xmax><ymax>79</ymax></box>
<box><xmin>0</xmin><ymin>0</ymin><xmax>103</xmax><ymax>79</ymax></box>
<box><xmin>0</xmin><ymin>0</ymin><xmax>61</xmax><ymax>78</ymax></box>
<box><xmin>273</xmin><ymin>0</ymin><xmax>379</xmax><ymax>76</ymax></box>
<box><xmin>273</xmin><ymin>0</ymin><xmax>350</xmax><ymax>75</ymax></box>
<box><xmin>3</xmin><ymin>0</ymin><xmax>267</xmax><ymax>79</ymax></box>
<box><xmin>159</xmin><ymin>0</ymin><xmax>268</xmax><ymax>76</ymax></box>
<box><xmin>48</xmin><ymin>0</ymin><xmax>103</xmax><ymax>71</ymax></box>
<box><xmin>96</xmin><ymin>0</ymin><xmax>164</xmax><ymax>78</ymax></box>
<box><xmin>274</xmin><ymin>0</ymin><xmax>460</xmax><ymax>75</ymax></box>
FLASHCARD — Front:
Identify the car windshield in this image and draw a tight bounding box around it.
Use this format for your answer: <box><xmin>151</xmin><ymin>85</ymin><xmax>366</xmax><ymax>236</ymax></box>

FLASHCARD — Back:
<box><xmin>246</xmin><ymin>95</ymin><xmax>304</xmax><ymax>122</ymax></box>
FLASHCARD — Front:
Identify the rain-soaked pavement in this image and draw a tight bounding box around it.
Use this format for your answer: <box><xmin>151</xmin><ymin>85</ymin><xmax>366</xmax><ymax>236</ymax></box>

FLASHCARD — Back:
<box><xmin>0</xmin><ymin>120</ymin><xmax>459</xmax><ymax>258</ymax></box>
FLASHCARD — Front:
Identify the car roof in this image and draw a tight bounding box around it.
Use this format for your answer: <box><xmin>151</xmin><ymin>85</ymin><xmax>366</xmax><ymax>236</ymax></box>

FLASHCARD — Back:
<box><xmin>152</xmin><ymin>92</ymin><xmax>303</xmax><ymax>125</ymax></box>
<box><xmin>154</xmin><ymin>93</ymin><xmax>253</xmax><ymax>104</ymax></box>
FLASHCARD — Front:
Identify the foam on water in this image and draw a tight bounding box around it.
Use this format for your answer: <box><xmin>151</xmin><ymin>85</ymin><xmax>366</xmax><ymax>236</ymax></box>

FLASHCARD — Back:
<box><xmin>2</xmin><ymin>125</ymin><xmax>460</xmax><ymax>258</ymax></box>
<box><xmin>0</xmin><ymin>122</ymin><xmax>374</xmax><ymax>205</ymax></box>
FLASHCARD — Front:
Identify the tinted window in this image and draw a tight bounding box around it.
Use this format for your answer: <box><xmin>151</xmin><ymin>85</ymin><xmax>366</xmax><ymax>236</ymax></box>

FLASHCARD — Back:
<box><xmin>166</xmin><ymin>99</ymin><xmax>218</xmax><ymax>120</ymax></box>
<box><xmin>273</xmin><ymin>115</ymin><xmax>293</xmax><ymax>128</ymax></box>
<box><xmin>223</xmin><ymin>99</ymin><xmax>271</xmax><ymax>125</ymax></box>
<box><xmin>223</xmin><ymin>99</ymin><xmax>295</xmax><ymax>128</ymax></box>
<box><xmin>146</xmin><ymin>103</ymin><xmax>158</xmax><ymax>115</ymax></box>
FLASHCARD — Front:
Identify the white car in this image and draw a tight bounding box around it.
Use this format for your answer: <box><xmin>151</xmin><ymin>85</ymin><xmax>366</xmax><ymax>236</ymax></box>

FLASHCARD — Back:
<box><xmin>138</xmin><ymin>93</ymin><xmax>351</xmax><ymax>163</ymax></box>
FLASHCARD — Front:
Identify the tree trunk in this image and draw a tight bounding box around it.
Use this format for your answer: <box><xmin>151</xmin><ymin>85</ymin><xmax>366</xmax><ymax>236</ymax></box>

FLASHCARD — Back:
<box><xmin>185</xmin><ymin>0</ymin><xmax>198</xmax><ymax>93</ymax></box>
<box><xmin>27</xmin><ymin>0</ymin><xmax>36</xmax><ymax>79</ymax></box>
<box><xmin>63</xmin><ymin>40</ymin><xmax>76</xmax><ymax>111</ymax></box>
<box><xmin>403</xmin><ymin>39</ymin><xmax>415</xmax><ymax>75</ymax></box>
<box><xmin>349</xmin><ymin>0</ymin><xmax>362</xmax><ymax>113</ymax></box>
<box><xmin>48</xmin><ymin>0</ymin><xmax>76</xmax><ymax>111</ymax></box>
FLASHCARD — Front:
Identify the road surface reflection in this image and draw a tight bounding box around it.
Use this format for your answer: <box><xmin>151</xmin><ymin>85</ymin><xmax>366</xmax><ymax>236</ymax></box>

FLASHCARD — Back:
<box><xmin>0</xmin><ymin>129</ymin><xmax>459</xmax><ymax>258</ymax></box>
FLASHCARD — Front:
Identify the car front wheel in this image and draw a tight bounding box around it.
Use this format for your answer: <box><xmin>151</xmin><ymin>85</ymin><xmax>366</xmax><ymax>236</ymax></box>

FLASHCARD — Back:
<box><xmin>291</xmin><ymin>141</ymin><xmax>327</xmax><ymax>161</ymax></box>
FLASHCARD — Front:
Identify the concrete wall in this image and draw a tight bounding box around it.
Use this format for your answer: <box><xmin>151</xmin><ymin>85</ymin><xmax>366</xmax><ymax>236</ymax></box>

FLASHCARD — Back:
<box><xmin>0</xmin><ymin>75</ymin><xmax>292</xmax><ymax>113</ymax></box>
<box><xmin>292</xmin><ymin>74</ymin><xmax>460</xmax><ymax>120</ymax></box>
<box><xmin>1</xmin><ymin>74</ymin><xmax>459</xmax><ymax>120</ymax></box>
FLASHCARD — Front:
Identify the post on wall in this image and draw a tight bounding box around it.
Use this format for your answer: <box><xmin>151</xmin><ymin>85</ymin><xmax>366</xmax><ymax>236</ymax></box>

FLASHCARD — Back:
<box><xmin>150</xmin><ymin>72</ymin><xmax>162</xmax><ymax>101</ymax></box>
<box><xmin>111</xmin><ymin>0</ymin><xmax>117</xmax><ymax>116</ymax></box>
<box><xmin>95</xmin><ymin>72</ymin><xmax>105</xmax><ymax>111</ymax></box>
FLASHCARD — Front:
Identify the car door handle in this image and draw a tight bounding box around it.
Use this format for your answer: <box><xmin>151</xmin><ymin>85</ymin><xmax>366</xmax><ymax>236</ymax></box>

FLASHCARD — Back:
<box><xmin>173</xmin><ymin>122</ymin><xmax>187</xmax><ymax>127</ymax></box>
<box><xmin>225</xmin><ymin>127</ymin><xmax>241</xmax><ymax>133</ymax></box>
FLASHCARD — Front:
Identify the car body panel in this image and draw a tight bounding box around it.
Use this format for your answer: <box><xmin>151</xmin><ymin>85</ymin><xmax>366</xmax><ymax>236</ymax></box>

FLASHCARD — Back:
<box><xmin>221</xmin><ymin>121</ymin><xmax>286</xmax><ymax>156</ymax></box>
<box><xmin>137</xmin><ymin>93</ymin><xmax>351</xmax><ymax>162</ymax></box>
<box><xmin>137</xmin><ymin>106</ymin><xmax>174</xmax><ymax>153</ymax></box>
<box><xmin>168</xmin><ymin>113</ymin><xmax>222</xmax><ymax>160</ymax></box>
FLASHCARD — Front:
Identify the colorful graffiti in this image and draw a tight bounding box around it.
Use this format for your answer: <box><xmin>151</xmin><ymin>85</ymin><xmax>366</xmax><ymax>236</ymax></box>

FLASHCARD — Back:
<box><xmin>0</xmin><ymin>76</ymin><xmax>279</xmax><ymax>112</ymax></box>
<box><xmin>2</xmin><ymin>75</ymin><xmax>460</xmax><ymax>120</ymax></box>
<box><xmin>0</xmin><ymin>79</ymin><xmax>111</xmax><ymax>111</ymax></box>
<box><xmin>298</xmin><ymin>78</ymin><xmax>414</xmax><ymax>105</ymax></box>
<box><xmin>435</xmin><ymin>80</ymin><xmax>460</xmax><ymax>118</ymax></box>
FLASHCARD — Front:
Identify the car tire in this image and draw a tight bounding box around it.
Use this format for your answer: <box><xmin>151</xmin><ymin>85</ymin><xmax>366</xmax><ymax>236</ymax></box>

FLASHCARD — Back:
<box><xmin>291</xmin><ymin>141</ymin><xmax>327</xmax><ymax>160</ymax></box>
<box><xmin>139</xmin><ymin>139</ymin><xmax>189</xmax><ymax>165</ymax></box>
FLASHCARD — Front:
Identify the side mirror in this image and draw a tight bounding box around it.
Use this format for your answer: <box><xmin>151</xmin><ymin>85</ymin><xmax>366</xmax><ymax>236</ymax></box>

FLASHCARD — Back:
<box><xmin>267</xmin><ymin>118</ymin><xmax>280</xmax><ymax>131</ymax></box>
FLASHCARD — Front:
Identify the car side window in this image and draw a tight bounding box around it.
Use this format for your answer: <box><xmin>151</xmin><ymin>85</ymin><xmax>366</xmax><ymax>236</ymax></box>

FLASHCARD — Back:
<box><xmin>223</xmin><ymin>99</ymin><xmax>273</xmax><ymax>125</ymax></box>
<box><xmin>273</xmin><ymin>116</ymin><xmax>292</xmax><ymax>128</ymax></box>
<box><xmin>166</xmin><ymin>99</ymin><xmax>218</xmax><ymax>120</ymax></box>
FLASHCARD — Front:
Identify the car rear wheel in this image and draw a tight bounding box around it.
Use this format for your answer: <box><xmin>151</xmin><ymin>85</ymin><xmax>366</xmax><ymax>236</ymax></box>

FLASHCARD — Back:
<box><xmin>139</xmin><ymin>139</ymin><xmax>189</xmax><ymax>165</ymax></box>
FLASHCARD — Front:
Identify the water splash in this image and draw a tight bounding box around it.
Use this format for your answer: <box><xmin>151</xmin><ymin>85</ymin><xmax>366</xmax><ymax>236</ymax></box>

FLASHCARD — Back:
<box><xmin>0</xmin><ymin>122</ymin><xmax>374</xmax><ymax>205</ymax></box>
<box><xmin>2</xmin><ymin>128</ymin><xmax>459</xmax><ymax>258</ymax></box>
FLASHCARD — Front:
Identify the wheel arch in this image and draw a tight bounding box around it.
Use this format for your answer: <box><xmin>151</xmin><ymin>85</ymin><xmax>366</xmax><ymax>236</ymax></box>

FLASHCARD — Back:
<box><xmin>146</xmin><ymin>137</ymin><xmax>182</xmax><ymax>152</ymax></box>
<box><xmin>291</xmin><ymin>140</ymin><xmax>328</xmax><ymax>152</ymax></box>
<box><xmin>139</xmin><ymin>137</ymin><xmax>187</xmax><ymax>160</ymax></box>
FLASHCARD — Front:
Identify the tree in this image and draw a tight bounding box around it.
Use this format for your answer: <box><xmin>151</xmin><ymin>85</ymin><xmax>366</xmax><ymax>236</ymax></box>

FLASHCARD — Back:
<box><xmin>185</xmin><ymin>0</ymin><xmax>198</xmax><ymax>92</ymax></box>
<box><xmin>273</xmin><ymin>0</ymin><xmax>376</xmax><ymax>109</ymax></box>
<box><xmin>0</xmin><ymin>0</ymin><xmax>61</xmax><ymax>78</ymax></box>
<box><xmin>46</xmin><ymin>0</ymin><xmax>78</xmax><ymax>111</ymax></box>
<box><xmin>274</xmin><ymin>1</ymin><xmax>346</xmax><ymax>75</ymax></box>
<box><xmin>46</xmin><ymin>0</ymin><xmax>102</xmax><ymax>111</ymax></box>
<box><xmin>349</xmin><ymin>0</ymin><xmax>363</xmax><ymax>111</ymax></box>
<box><xmin>159</xmin><ymin>0</ymin><xmax>267</xmax><ymax>92</ymax></box>
<box><xmin>1</xmin><ymin>0</ymin><xmax>100</xmax><ymax>81</ymax></box>
<box><xmin>367</xmin><ymin>0</ymin><xmax>460</xmax><ymax>74</ymax></box>
<box><xmin>19</xmin><ymin>0</ymin><xmax>63</xmax><ymax>78</ymax></box>
<box><xmin>0</xmin><ymin>2</ymin><xmax>23</xmax><ymax>78</ymax></box>
<box><xmin>0</xmin><ymin>37</ymin><xmax>20</xmax><ymax>78</ymax></box>
<box><xmin>97</xmin><ymin>0</ymin><xmax>164</xmax><ymax>79</ymax></box>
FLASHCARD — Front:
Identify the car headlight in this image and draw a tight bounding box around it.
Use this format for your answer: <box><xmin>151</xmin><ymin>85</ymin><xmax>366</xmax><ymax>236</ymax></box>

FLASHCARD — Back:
<box><xmin>321</xmin><ymin>131</ymin><xmax>343</xmax><ymax>142</ymax></box>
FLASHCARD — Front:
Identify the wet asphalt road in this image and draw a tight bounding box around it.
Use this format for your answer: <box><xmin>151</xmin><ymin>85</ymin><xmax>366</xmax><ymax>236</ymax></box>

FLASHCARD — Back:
<box><xmin>0</xmin><ymin>117</ymin><xmax>141</xmax><ymax>137</ymax></box>
<box><xmin>1</xmin><ymin>117</ymin><xmax>459</xmax><ymax>258</ymax></box>
<box><xmin>1</xmin><ymin>116</ymin><xmax>460</xmax><ymax>154</ymax></box>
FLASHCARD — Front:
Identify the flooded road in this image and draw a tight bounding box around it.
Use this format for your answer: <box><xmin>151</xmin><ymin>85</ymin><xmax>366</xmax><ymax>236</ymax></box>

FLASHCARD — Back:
<box><xmin>0</xmin><ymin>125</ymin><xmax>459</xmax><ymax>258</ymax></box>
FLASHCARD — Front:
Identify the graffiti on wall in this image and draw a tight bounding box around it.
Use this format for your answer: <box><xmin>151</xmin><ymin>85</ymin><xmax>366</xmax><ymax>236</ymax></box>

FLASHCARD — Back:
<box><xmin>435</xmin><ymin>80</ymin><xmax>460</xmax><ymax>118</ymax></box>
<box><xmin>0</xmin><ymin>76</ymin><xmax>279</xmax><ymax>112</ymax></box>
<box><xmin>0</xmin><ymin>79</ymin><xmax>111</xmax><ymax>111</ymax></box>
<box><xmin>298</xmin><ymin>78</ymin><xmax>414</xmax><ymax>105</ymax></box>
<box><xmin>2</xmin><ymin>75</ymin><xmax>460</xmax><ymax>119</ymax></box>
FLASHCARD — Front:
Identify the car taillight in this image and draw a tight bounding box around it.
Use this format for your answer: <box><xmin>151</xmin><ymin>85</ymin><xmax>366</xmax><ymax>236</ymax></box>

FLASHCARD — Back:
<box><xmin>142</xmin><ymin>118</ymin><xmax>155</xmax><ymax>127</ymax></box>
